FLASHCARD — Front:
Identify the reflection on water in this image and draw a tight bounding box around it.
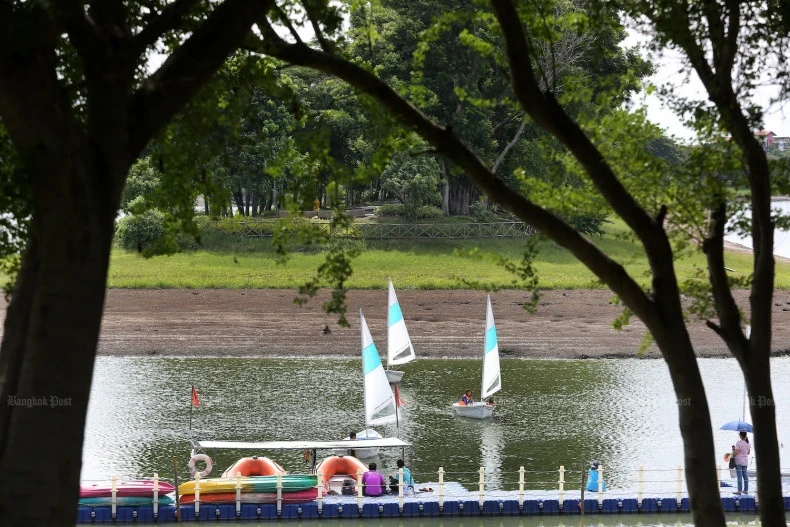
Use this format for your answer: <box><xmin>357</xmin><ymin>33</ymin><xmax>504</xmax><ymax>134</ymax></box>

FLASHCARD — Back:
<box><xmin>133</xmin><ymin>513</ymin><xmax>759</xmax><ymax>527</ymax></box>
<box><xmin>82</xmin><ymin>357</ymin><xmax>790</xmax><ymax>492</ymax></box>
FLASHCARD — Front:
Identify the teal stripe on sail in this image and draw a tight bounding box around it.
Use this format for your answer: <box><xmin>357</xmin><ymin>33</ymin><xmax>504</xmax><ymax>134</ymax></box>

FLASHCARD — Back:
<box><xmin>485</xmin><ymin>326</ymin><xmax>497</xmax><ymax>353</ymax></box>
<box><xmin>363</xmin><ymin>343</ymin><xmax>382</xmax><ymax>375</ymax></box>
<box><xmin>388</xmin><ymin>303</ymin><xmax>403</xmax><ymax>325</ymax></box>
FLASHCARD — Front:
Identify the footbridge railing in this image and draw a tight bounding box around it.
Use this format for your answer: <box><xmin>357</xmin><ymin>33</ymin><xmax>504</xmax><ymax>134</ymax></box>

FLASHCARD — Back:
<box><xmin>207</xmin><ymin>220</ymin><xmax>537</xmax><ymax>239</ymax></box>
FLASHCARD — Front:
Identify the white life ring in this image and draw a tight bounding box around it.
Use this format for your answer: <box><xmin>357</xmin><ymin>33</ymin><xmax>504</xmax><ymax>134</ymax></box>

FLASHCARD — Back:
<box><xmin>189</xmin><ymin>454</ymin><xmax>213</xmax><ymax>478</ymax></box>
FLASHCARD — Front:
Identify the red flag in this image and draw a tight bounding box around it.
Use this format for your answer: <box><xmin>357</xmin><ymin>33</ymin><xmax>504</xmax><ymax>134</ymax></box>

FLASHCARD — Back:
<box><xmin>394</xmin><ymin>383</ymin><xmax>405</xmax><ymax>407</ymax></box>
<box><xmin>191</xmin><ymin>386</ymin><xmax>200</xmax><ymax>407</ymax></box>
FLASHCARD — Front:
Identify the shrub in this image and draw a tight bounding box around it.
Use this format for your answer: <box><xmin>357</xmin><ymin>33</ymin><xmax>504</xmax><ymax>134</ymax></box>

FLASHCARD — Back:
<box><xmin>115</xmin><ymin>210</ymin><xmax>165</xmax><ymax>250</ymax></box>
<box><xmin>376</xmin><ymin>203</ymin><xmax>405</xmax><ymax>217</ymax></box>
<box><xmin>469</xmin><ymin>201</ymin><xmax>495</xmax><ymax>223</ymax></box>
<box><xmin>416</xmin><ymin>206</ymin><xmax>443</xmax><ymax>219</ymax></box>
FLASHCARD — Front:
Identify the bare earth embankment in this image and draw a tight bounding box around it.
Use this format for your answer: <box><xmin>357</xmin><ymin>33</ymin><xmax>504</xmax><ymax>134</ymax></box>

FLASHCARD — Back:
<box><xmin>2</xmin><ymin>288</ymin><xmax>784</xmax><ymax>359</ymax></box>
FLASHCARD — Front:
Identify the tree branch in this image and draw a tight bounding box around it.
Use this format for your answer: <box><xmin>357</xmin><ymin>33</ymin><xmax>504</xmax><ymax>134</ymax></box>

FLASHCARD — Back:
<box><xmin>642</xmin><ymin>1</ymin><xmax>774</xmax><ymax>359</ymax></box>
<box><xmin>489</xmin><ymin>0</ymin><xmax>676</xmax><ymax>283</ymax></box>
<box><xmin>127</xmin><ymin>0</ymin><xmax>275</xmax><ymax>157</ymax></box>
<box><xmin>492</xmin><ymin>118</ymin><xmax>526</xmax><ymax>174</ymax></box>
<box><xmin>703</xmin><ymin>200</ymin><xmax>747</xmax><ymax>360</ymax></box>
<box><xmin>130</xmin><ymin>0</ymin><xmax>201</xmax><ymax>57</ymax></box>
<box><xmin>250</xmin><ymin>18</ymin><xmax>656</xmax><ymax>325</ymax></box>
<box><xmin>273</xmin><ymin>5</ymin><xmax>303</xmax><ymax>45</ymax></box>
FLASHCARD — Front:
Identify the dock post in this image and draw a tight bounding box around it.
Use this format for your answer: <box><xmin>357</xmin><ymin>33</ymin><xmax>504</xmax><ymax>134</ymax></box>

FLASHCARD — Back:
<box><xmin>111</xmin><ymin>475</ymin><xmax>117</xmax><ymax>520</ymax></box>
<box><xmin>153</xmin><ymin>473</ymin><xmax>160</xmax><ymax>519</ymax></box>
<box><xmin>277</xmin><ymin>472</ymin><xmax>283</xmax><ymax>516</ymax></box>
<box><xmin>676</xmin><ymin>465</ymin><xmax>683</xmax><ymax>503</ymax></box>
<box><xmin>438</xmin><ymin>467</ymin><xmax>445</xmax><ymax>511</ymax></box>
<box><xmin>398</xmin><ymin>468</ymin><xmax>404</xmax><ymax>513</ymax></box>
<box><xmin>598</xmin><ymin>464</ymin><xmax>604</xmax><ymax>505</ymax></box>
<box><xmin>558</xmin><ymin>466</ymin><xmax>565</xmax><ymax>505</ymax></box>
<box><xmin>637</xmin><ymin>465</ymin><xmax>644</xmax><ymax>507</ymax></box>
<box><xmin>194</xmin><ymin>472</ymin><xmax>201</xmax><ymax>518</ymax></box>
<box><xmin>357</xmin><ymin>468</ymin><xmax>364</xmax><ymax>514</ymax></box>
<box><xmin>716</xmin><ymin>463</ymin><xmax>721</xmax><ymax>490</ymax></box>
<box><xmin>317</xmin><ymin>471</ymin><xmax>324</xmax><ymax>514</ymax></box>
<box><xmin>478</xmin><ymin>467</ymin><xmax>485</xmax><ymax>511</ymax></box>
<box><xmin>518</xmin><ymin>466</ymin><xmax>525</xmax><ymax>510</ymax></box>
<box><xmin>236</xmin><ymin>472</ymin><xmax>242</xmax><ymax>518</ymax></box>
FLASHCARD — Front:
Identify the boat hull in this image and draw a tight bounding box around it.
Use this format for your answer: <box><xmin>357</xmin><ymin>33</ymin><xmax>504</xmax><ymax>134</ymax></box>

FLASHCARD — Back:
<box><xmin>334</xmin><ymin>429</ymin><xmax>383</xmax><ymax>458</ymax></box>
<box><xmin>78</xmin><ymin>496</ymin><xmax>175</xmax><ymax>507</ymax></box>
<box><xmin>385</xmin><ymin>369</ymin><xmax>404</xmax><ymax>383</ymax></box>
<box><xmin>80</xmin><ymin>480</ymin><xmax>175</xmax><ymax>498</ymax></box>
<box><xmin>314</xmin><ymin>455</ymin><xmax>368</xmax><ymax>494</ymax></box>
<box><xmin>221</xmin><ymin>456</ymin><xmax>286</xmax><ymax>477</ymax></box>
<box><xmin>453</xmin><ymin>402</ymin><xmax>494</xmax><ymax>419</ymax></box>
<box><xmin>178</xmin><ymin>475</ymin><xmax>317</xmax><ymax>495</ymax></box>
<box><xmin>178</xmin><ymin>488</ymin><xmax>321</xmax><ymax>504</ymax></box>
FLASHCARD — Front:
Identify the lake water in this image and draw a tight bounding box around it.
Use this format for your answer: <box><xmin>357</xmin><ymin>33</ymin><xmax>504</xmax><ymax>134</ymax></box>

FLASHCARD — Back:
<box><xmin>82</xmin><ymin>357</ymin><xmax>790</xmax><ymax>495</ymax></box>
<box><xmin>725</xmin><ymin>199</ymin><xmax>790</xmax><ymax>258</ymax></box>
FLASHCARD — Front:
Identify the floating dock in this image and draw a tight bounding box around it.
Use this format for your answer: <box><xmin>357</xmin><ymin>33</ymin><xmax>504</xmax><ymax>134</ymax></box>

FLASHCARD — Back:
<box><xmin>77</xmin><ymin>484</ymin><xmax>786</xmax><ymax>523</ymax></box>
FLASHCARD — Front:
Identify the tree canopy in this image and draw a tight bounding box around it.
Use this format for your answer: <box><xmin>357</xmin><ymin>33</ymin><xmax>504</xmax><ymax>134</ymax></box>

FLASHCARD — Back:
<box><xmin>0</xmin><ymin>1</ymin><xmax>788</xmax><ymax>525</ymax></box>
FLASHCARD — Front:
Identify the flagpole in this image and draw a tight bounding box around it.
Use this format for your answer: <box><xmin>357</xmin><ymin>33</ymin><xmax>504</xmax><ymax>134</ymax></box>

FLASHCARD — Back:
<box><xmin>394</xmin><ymin>382</ymin><xmax>400</xmax><ymax>438</ymax></box>
<box><xmin>189</xmin><ymin>386</ymin><xmax>194</xmax><ymax>439</ymax></box>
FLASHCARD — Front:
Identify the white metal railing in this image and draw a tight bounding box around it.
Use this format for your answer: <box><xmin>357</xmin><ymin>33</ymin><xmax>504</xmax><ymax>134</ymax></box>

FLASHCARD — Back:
<box><xmin>79</xmin><ymin>462</ymin><xmax>774</xmax><ymax>514</ymax></box>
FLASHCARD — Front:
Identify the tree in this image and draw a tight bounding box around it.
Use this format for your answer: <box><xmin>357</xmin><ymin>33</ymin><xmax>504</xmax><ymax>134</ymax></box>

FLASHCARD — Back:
<box><xmin>252</xmin><ymin>1</ymin><xmax>786</xmax><ymax>524</ymax></box>
<box><xmin>0</xmin><ymin>1</ymin><xmax>291</xmax><ymax>524</ymax></box>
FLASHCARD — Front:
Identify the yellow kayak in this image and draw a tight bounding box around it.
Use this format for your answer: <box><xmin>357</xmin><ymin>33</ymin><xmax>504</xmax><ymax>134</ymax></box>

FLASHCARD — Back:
<box><xmin>179</xmin><ymin>475</ymin><xmax>317</xmax><ymax>495</ymax></box>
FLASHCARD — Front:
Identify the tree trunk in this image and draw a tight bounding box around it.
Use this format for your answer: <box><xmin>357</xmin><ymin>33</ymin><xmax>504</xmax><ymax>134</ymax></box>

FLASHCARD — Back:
<box><xmin>648</xmin><ymin>320</ymin><xmax>727</xmax><ymax>525</ymax></box>
<box><xmin>204</xmin><ymin>195</ymin><xmax>210</xmax><ymax>215</ymax></box>
<box><xmin>233</xmin><ymin>190</ymin><xmax>244</xmax><ymax>216</ymax></box>
<box><xmin>745</xmin><ymin>361</ymin><xmax>785</xmax><ymax>523</ymax></box>
<box><xmin>440</xmin><ymin>161</ymin><xmax>450</xmax><ymax>216</ymax></box>
<box><xmin>0</xmin><ymin>160</ymin><xmax>117</xmax><ymax>525</ymax></box>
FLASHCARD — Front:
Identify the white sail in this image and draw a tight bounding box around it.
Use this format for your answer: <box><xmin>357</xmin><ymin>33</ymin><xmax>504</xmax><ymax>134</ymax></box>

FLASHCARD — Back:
<box><xmin>387</xmin><ymin>278</ymin><xmax>416</xmax><ymax>367</ymax></box>
<box><xmin>480</xmin><ymin>295</ymin><xmax>501</xmax><ymax>400</ymax></box>
<box><xmin>361</xmin><ymin>310</ymin><xmax>398</xmax><ymax>426</ymax></box>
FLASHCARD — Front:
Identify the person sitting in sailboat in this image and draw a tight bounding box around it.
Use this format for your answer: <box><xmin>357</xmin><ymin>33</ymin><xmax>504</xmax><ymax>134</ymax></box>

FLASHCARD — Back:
<box><xmin>460</xmin><ymin>389</ymin><xmax>474</xmax><ymax>405</ymax></box>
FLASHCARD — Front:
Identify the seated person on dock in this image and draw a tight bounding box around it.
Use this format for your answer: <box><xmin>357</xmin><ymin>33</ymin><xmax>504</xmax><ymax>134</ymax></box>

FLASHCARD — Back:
<box><xmin>362</xmin><ymin>463</ymin><xmax>388</xmax><ymax>497</ymax></box>
<box><xmin>389</xmin><ymin>459</ymin><xmax>415</xmax><ymax>494</ymax></box>
<box><xmin>586</xmin><ymin>460</ymin><xmax>607</xmax><ymax>492</ymax></box>
<box><xmin>460</xmin><ymin>389</ymin><xmax>474</xmax><ymax>405</ymax></box>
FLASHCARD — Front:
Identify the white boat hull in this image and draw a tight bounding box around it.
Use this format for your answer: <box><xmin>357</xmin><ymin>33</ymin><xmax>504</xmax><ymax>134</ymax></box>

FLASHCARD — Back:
<box><xmin>385</xmin><ymin>370</ymin><xmax>404</xmax><ymax>383</ymax></box>
<box><xmin>334</xmin><ymin>429</ymin><xmax>383</xmax><ymax>458</ymax></box>
<box><xmin>453</xmin><ymin>402</ymin><xmax>494</xmax><ymax>419</ymax></box>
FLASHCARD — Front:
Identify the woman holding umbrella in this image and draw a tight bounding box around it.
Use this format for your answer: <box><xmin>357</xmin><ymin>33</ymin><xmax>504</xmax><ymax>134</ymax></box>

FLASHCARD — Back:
<box><xmin>732</xmin><ymin>430</ymin><xmax>751</xmax><ymax>494</ymax></box>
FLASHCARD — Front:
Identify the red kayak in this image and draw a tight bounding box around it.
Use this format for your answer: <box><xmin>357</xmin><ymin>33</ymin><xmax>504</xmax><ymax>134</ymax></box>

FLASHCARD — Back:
<box><xmin>80</xmin><ymin>480</ymin><xmax>175</xmax><ymax>498</ymax></box>
<box><xmin>178</xmin><ymin>488</ymin><xmax>321</xmax><ymax>504</ymax></box>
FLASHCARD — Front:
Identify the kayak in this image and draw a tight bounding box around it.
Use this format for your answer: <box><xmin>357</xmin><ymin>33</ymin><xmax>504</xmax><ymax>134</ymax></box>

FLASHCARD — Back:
<box><xmin>78</xmin><ymin>496</ymin><xmax>175</xmax><ymax>507</ymax></box>
<box><xmin>80</xmin><ymin>480</ymin><xmax>175</xmax><ymax>498</ymax></box>
<box><xmin>178</xmin><ymin>488</ymin><xmax>321</xmax><ymax>504</ymax></box>
<box><xmin>178</xmin><ymin>475</ymin><xmax>318</xmax><ymax>495</ymax></box>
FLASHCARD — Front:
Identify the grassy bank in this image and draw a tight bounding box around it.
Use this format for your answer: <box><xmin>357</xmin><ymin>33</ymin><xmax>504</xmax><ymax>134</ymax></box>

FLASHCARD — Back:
<box><xmin>106</xmin><ymin>221</ymin><xmax>790</xmax><ymax>289</ymax></box>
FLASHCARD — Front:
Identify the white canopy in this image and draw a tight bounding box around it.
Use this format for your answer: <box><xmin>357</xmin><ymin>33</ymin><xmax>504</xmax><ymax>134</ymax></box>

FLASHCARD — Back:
<box><xmin>194</xmin><ymin>438</ymin><xmax>410</xmax><ymax>450</ymax></box>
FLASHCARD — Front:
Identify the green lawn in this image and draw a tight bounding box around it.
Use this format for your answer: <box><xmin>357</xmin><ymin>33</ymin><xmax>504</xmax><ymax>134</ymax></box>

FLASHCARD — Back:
<box><xmin>105</xmin><ymin>221</ymin><xmax>790</xmax><ymax>289</ymax></box>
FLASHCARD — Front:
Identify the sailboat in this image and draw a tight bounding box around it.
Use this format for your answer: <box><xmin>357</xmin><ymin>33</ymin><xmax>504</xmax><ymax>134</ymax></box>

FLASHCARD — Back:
<box><xmin>385</xmin><ymin>278</ymin><xmax>416</xmax><ymax>384</ymax></box>
<box><xmin>453</xmin><ymin>295</ymin><xmax>501</xmax><ymax>419</ymax></box>
<box><xmin>349</xmin><ymin>310</ymin><xmax>401</xmax><ymax>457</ymax></box>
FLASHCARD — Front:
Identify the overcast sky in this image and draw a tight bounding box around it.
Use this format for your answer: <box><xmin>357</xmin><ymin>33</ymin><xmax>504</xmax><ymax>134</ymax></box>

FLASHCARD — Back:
<box><xmin>625</xmin><ymin>32</ymin><xmax>788</xmax><ymax>141</ymax></box>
